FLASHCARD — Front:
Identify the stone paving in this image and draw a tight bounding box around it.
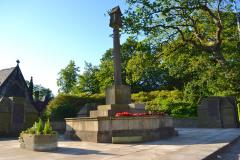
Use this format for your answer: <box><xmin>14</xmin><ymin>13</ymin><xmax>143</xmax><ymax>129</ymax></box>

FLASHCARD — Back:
<box><xmin>0</xmin><ymin>128</ymin><xmax>239</xmax><ymax>160</ymax></box>
<box><xmin>213</xmin><ymin>136</ymin><xmax>240</xmax><ymax>160</ymax></box>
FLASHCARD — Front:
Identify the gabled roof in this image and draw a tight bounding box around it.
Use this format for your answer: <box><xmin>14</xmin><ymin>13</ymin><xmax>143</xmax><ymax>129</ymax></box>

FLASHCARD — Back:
<box><xmin>0</xmin><ymin>67</ymin><xmax>15</xmax><ymax>86</ymax></box>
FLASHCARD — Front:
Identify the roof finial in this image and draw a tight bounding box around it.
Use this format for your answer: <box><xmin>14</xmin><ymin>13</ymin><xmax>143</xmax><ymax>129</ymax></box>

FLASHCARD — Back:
<box><xmin>16</xmin><ymin>59</ymin><xmax>20</xmax><ymax>66</ymax></box>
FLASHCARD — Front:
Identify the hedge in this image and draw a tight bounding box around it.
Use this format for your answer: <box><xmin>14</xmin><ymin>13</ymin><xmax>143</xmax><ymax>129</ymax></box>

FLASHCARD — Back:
<box><xmin>43</xmin><ymin>94</ymin><xmax>104</xmax><ymax>121</ymax></box>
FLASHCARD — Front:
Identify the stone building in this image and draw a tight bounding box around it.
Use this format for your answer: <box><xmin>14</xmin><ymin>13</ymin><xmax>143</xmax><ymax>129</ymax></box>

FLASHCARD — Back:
<box><xmin>0</xmin><ymin>61</ymin><xmax>38</xmax><ymax>135</ymax></box>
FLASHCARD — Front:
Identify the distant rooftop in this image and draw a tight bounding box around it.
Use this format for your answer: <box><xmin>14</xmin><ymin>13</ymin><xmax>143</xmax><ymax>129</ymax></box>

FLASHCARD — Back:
<box><xmin>0</xmin><ymin>67</ymin><xmax>15</xmax><ymax>86</ymax></box>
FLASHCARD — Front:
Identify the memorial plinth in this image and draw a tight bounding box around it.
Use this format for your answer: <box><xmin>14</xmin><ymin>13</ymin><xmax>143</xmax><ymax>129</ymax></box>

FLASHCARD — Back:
<box><xmin>65</xmin><ymin>116</ymin><xmax>176</xmax><ymax>143</ymax></box>
<box><xmin>105</xmin><ymin>85</ymin><xmax>131</xmax><ymax>105</ymax></box>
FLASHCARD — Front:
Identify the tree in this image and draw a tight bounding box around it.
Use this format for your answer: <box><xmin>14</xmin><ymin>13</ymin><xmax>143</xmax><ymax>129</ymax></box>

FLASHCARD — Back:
<box><xmin>26</xmin><ymin>80</ymin><xmax>53</xmax><ymax>100</ymax></box>
<box><xmin>161</xmin><ymin>11</ymin><xmax>240</xmax><ymax>102</ymax></box>
<box><xmin>123</xmin><ymin>0</ymin><xmax>239</xmax><ymax>65</ymax></box>
<box><xmin>126</xmin><ymin>51</ymin><xmax>177</xmax><ymax>92</ymax></box>
<box><xmin>33</xmin><ymin>84</ymin><xmax>53</xmax><ymax>100</ymax></box>
<box><xmin>57</xmin><ymin>60</ymin><xmax>79</xmax><ymax>94</ymax></box>
<box><xmin>75</xmin><ymin>62</ymin><xmax>100</xmax><ymax>94</ymax></box>
<box><xmin>95</xmin><ymin>37</ymin><xmax>178</xmax><ymax>92</ymax></box>
<box><xmin>123</xmin><ymin>0</ymin><xmax>240</xmax><ymax>101</ymax></box>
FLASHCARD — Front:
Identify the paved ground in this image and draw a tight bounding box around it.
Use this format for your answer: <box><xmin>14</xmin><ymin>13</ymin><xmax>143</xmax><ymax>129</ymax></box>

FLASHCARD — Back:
<box><xmin>0</xmin><ymin>128</ymin><xmax>239</xmax><ymax>160</ymax></box>
<box><xmin>212</xmin><ymin>136</ymin><xmax>240</xmax><ymax>160</ymax></box>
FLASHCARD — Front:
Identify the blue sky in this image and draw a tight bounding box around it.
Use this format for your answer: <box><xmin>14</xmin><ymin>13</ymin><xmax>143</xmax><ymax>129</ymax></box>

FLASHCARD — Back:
<box><xmin>0</xmin><ymin>0</ymin><xmax>128</xmax><ymax>94</ymax></box>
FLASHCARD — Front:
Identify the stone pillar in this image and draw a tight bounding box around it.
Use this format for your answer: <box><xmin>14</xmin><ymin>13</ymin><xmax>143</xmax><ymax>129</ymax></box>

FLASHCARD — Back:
<box><xmin>113</xmin><ymin>27</ymin><xmax>122</xmax><ymax>85</ymax></box>
<box><xmin>107</xmin><ymin>6</ymin><xmax>131</xmax><ymax>105</ymax></box>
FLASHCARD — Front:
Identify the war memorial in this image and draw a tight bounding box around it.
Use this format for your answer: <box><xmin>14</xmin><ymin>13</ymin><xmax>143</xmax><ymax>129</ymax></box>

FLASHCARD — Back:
<box><xmin>64</xmin><ymin>6</ymin><xmax>177</xmax><ymax>143</ymax></box>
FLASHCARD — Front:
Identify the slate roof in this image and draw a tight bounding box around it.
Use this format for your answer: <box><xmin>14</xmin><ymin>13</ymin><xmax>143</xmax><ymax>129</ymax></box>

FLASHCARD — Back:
<box><xmin>0</xmin><ymin>67</ymin><xmax>15</xmax><ymax>86</ymax></box>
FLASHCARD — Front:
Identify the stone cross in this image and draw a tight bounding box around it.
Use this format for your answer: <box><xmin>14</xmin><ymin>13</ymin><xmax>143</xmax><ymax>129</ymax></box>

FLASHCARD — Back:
<box><xmin>109</xmin><ymin>6</ymin><xmax>122</xmax><ymax>85</ymax></box>
<box><xmin>16</xmin><ymin>59</ymin><xmax>20</xmax><ymax>66</ymax></box>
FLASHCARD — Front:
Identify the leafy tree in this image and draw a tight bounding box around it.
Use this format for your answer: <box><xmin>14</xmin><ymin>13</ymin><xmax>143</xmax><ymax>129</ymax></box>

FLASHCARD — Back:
<box><xmin>164</xmin><ymin>10</ymin><xmax>239</xmax><ymax>95</ymax></box>
<box><xmin>95</xmin><ymin>37</ymin><xmax>179</xmax><ymax>92</ymax></box>
<box><xmin>123</xmin><ymin>0</ymin><xmax>240</xmax><ymax>102</ymax></box>
<box><xmin>57</xmin><ymin>60</ymin><xmax>79</xmax><ymax>94</ymax></box>
<box><xmin>33</xmin><ymin>84</ymin><xmax>53</xmax><ymax>100</ymax></box>
<box><xmin>74</xmin><ymin>62</ymin><xmax>100</xmax><ymax>94</ymax></box>
<box><xmin>123</xmin><ymin>0</ymin><xmax>238</xmax><ymax>65</ymax></box>
<box><xmin>26</xmin><ymin>81</ymin><xmax>53</xmax><ymax>100</ymax></box>
<box><xmin>126</xmin><ymin>51</ymin><xmax>173</xmax><ymax>92</ymax></box>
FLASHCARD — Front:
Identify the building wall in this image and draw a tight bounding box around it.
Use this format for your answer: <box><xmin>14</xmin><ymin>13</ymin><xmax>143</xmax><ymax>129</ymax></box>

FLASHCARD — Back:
<box><xmin>0</xmin><ymin>97</ymin><xmax>38</xmax><ymax>136</ymax></box>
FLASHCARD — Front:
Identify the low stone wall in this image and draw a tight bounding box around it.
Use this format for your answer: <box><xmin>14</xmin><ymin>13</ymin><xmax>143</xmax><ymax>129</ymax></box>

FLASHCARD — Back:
<box><xmin>51</xmin><ymin>121</ymin><xmax>66</xmax><ymax>133</ymax></box>
<box><xmin>65</xmin><ymin>116</ymin><xmax>177</xmax><ymax>143</ymax></box>
<box><xmin>173</xmin><ymin>118</ymin><xmax>197</xmax><ymax>128</ymax></box>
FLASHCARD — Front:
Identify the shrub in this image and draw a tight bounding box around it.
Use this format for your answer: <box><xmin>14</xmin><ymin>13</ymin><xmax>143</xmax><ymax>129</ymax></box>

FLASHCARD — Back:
<box><xmin>170</xmin><ymin>102</ymin><xmax>197</xmax><ymax>118</ymax></box>
<box><xmin>20</xmin><ymin>118</ymin><xmax>55</xmax><ymax>136</ymax></box>
<box><xmin>43</xmin><ymin>94</ymin><xmax>104</xmax><ymax>121</ymax></box>
<box><xmin>36</xmin><ymin>119</ymin><xmax>43</xmax><ymax>135</ymax></box>
<box><xmin>43</xmin><ymin>119</ymin><xmax>53</xmax><ymax>135</ymax></box>
<box><xmin>132</xmin><ymin>90</ymin><xmax>197</xmax><ymax>118</ymax></box>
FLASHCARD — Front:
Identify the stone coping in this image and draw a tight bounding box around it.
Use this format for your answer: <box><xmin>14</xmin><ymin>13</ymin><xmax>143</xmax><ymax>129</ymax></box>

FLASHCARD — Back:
<box><xmin>65</xmin><ymin>115</ymin><xmax>171</xmax><ymax>121</ymax></box>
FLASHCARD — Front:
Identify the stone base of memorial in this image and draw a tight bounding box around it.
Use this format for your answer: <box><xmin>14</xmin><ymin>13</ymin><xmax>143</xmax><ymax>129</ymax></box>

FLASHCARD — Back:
<box><xmin>19</xmin><ymin>133</ymin><xmax>58</xmax><ymax>151</ymax></box>
<box><xmin>65</xmin><ymin>116</ymin><xmax>177</xmax><ymax>143</ymax></box>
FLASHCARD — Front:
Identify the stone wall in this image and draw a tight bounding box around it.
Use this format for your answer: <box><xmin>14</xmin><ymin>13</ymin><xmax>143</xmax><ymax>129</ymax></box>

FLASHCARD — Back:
<box><xmin>51</xmin><ymin>121</ymin><xmax>66</xmax><ymax>133</ymax></box>
<box><xmin>173</xmin><ymin>118</ymin><xmax>197</xmax><ymax>128</ymax></box>
<box><xmin>198</xmin><ymin>96</ymin><xmax>239</xmax><ymax>128</ymax></box>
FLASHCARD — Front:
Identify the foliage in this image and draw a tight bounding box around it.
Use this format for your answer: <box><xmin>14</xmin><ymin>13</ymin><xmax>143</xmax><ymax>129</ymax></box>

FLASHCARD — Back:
<box><xmin>56</xmin><ymin>37</ymin><xmax>181</xmax><ymax>95</ymax></box>
<box><xmin>43</xmin><ymin>119</ymin><xmax>53</xmax><ymax>135</ymax></box>
<box><xmin>44</xmin><ymin>94</ymin><xmax>104</xmax><ymax>121</ymax></box>
<box><xmin>126</xmin><ymin>52</ymin><xmax>169</xmax><ymax>92</ymax></box>
<box><xmin>132</xmin><ymin>90</ymin><xmax>196</xmax><ymax>117</ymax></box>
<box><xmin>95</xmin><ymin>37</ymin><xmax>180</xmax><ymax>93</ymax></box>
<box><xmin>33</xmin><ymin>84</ymin><xmax>54</xmax><ymax>100</ymax></box>
<box><xmin>161</xmin><ymin>11</ymin><xmax>240</xmax><ymax>103</ymax></box>
<box><xmin>73</xmin><ymin>62</ymin><xmax>100</xmax><ymax>95</ymax></box>
<box><xmin>123</xmin><ymin>0</ymin><xmax>240</xmax><ymax>104</ymax></box>
<box><xmin>123</xmin><ymin>0</ymin><xmax>238</xmax><ymax>64</ymax></box>
<box><xmin>57</xmin><ymin>60</ymin><xmax>80</xmax><ymax>94</ymax></box>
<box><xmin>36</xmin><ymin>118</ymin><xmax>43</xmax><ymax>135</ymax></box>
<box><xmin>20</xmin><ymin>118</ymin><xmax>55</xmax><ymax>136</ymax></box>
<box><xmin>26</xmin><ymin>81</ymin><xmax>54</xmax><ymax>100</ymax></box>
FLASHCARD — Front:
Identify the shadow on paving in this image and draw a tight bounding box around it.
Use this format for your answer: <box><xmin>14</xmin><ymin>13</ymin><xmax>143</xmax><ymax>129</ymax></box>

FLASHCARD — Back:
<box><xmin>204</xmin><ymin>136</ymin><xmax>240</xmax><ymax>160</ymax></box>
<box><xmin>49</xmin><ymin>147</ymin><xmax>116</xmax><ymax>156</ymax></box>
<box><xmin>141</xmin><ymin>128</ymin><xmax>240</xmax><ymax>146</ymax></box>
<box><xmin>0</xmin><ymin>137</ymin><xmax>17</xmax><ymax>141</ymax></box>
